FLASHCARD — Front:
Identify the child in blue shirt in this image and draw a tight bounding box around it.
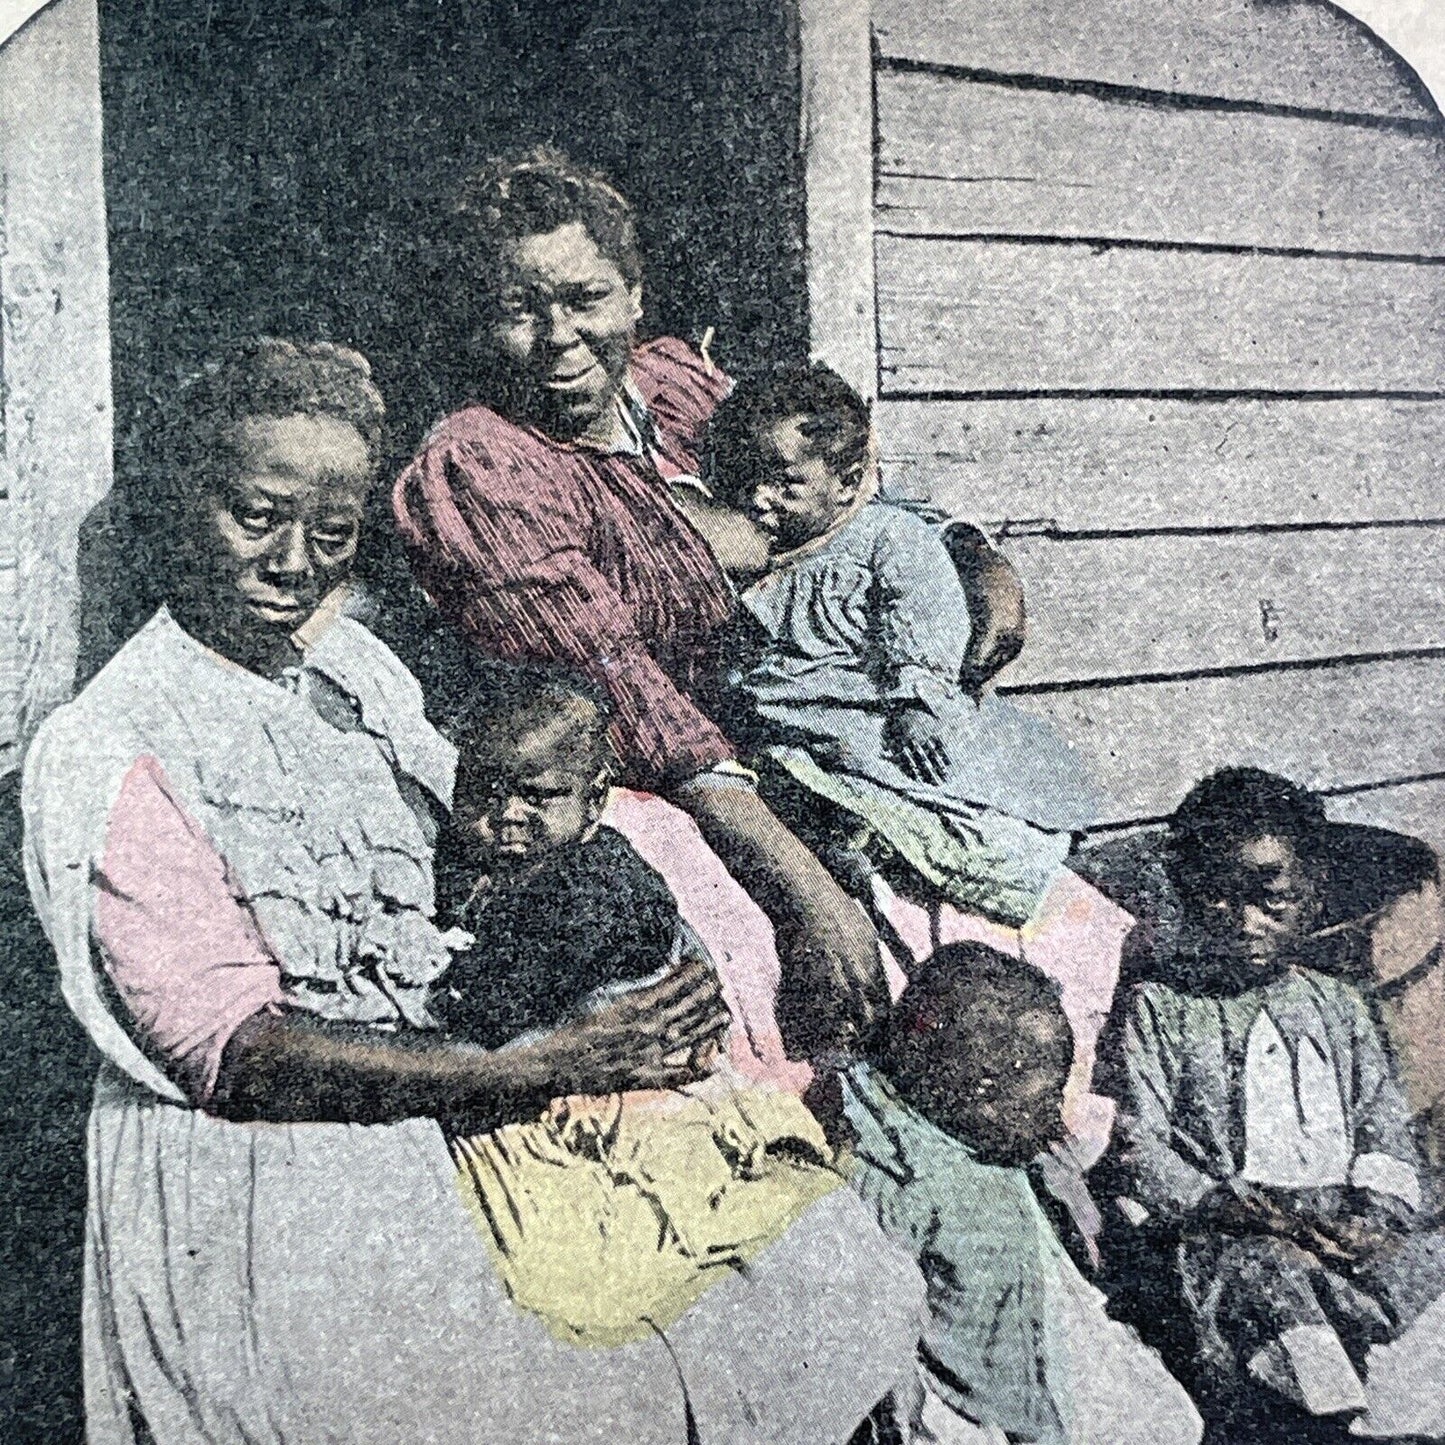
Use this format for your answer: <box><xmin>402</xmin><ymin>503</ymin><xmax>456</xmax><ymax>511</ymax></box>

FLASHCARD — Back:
<box><xmin>706</xmin><ymin>363</ymin><xmax>1098</xmax><ymax>927</ymax></box>
<box><xmin>841</xmin><ymin>943</ymin><xmax>1201</xmax><ymax>1444</ymax></box>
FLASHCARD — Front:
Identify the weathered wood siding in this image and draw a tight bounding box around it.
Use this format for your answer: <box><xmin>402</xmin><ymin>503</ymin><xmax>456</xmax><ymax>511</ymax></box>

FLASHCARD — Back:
<box><xmin>862</xmin><ymin>0</ymin><xmax>1445</xmax><ymax>852</ymax></box>
<box><xmin>0</xmin><ymin>0</ymin><xmax>112</xmax><ymax>772</ymax></box>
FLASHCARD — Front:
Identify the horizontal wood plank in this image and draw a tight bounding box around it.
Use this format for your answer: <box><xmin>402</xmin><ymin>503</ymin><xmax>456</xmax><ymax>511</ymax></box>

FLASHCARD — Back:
<box><xmin>998</xmin><ymin>527</ymin><xmax>1445</xmax><ymax>688</ymax></box>
<box><xmin>876</xmin><ymin>397</ymin><xmax>1445</xmax><ymax>533</ymax></box>
<box><xmin>877</xmin><ymin>73</ymin><xmax>1445</xmax><ymax>256</ymax></box>
<box><xmin>1327</xmin><ymin>779</ymin><xmax>1445</xmax><ymax>861</ymax></box>
<box><xmin>876</xmin><ymin>236</ymin><xmax>1445</xmax><ymax>395</ymax></box>
<box><xmin>1019</xmin><ymin>656</ymin><xmax>1445</xmax><ymax>826</ymax></box>
<box><xmin>873</xmin><ymin>0</ymin><xmax>1437</xmax><ymax>123</ymax></box>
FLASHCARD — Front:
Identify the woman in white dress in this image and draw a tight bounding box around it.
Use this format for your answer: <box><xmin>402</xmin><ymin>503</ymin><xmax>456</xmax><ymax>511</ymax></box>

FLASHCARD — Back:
<box><xmin>22</xmin><ymin>338</ymin><xmax>921</xmax><ymax>1444</ymax></box>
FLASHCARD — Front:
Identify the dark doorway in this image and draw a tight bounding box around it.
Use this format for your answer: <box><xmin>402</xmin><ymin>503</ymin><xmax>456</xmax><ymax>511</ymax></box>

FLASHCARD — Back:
<box><xmin>99</xmin><ymin>0</ymin><xmax>808</xmax><ymax>462</ymax></box>
<box><xmin>88</xmin><ymin>0</ymin><xmax>808</xmax><ymax>677</ymax></box>
<box><xmin>25</xmin><ymin>11</ymin><xmax>809</xmax><ymax>1428</ymax></box>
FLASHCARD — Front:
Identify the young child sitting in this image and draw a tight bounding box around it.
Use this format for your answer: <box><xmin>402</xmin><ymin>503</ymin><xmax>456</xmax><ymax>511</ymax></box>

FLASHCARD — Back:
<box><xmin>840</xmin><ymin>943</ymin><xmax>1201</xmax><ymax>1444</ymax></box>
<box><xmin>705</xmin><ymin>362</ymin><xmax>1098</xmax><ymax>929</ymax></box>
<box><xmin>1095</xmin><ymin>768</ymin><xmax>1445</xmax><ymax>1439</ymax></box>
<box><xmin>433</xmin><ymin>668</ymin><xmax>847</xmax><ymax>1347</ymax></box>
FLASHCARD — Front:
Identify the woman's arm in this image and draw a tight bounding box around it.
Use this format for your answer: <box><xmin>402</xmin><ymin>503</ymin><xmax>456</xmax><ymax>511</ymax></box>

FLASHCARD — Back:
<box><xmin>98</xmin><ymin>754</ymin><xmax>727</xmax><ymax>1126</ymax></box>
<box><xmin>394</xmin><ymin>436</ymin><xmax>737</xmax><ymax>790</ymax></box>
<box><xmin>212</xmin><ymin>956</ymin><xmax>728</xmax><ymax>1128</ymax></box>
<box><xmin>670</xmin><ymin>778</ymin><xmax>887</xmax><ymax>1057</ymax></box>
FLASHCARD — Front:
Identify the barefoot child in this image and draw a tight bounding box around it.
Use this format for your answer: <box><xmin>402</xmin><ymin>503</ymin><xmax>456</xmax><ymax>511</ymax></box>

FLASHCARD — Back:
<box><xmin>1096</xmin><ymin>768</ymin><xmax>1445</xmax><ymax>1438</ymax></box>
<box><xmin>841</xmin><ymin>944</ymin><xmax>1201</xmax><ymax>1444</ymax></box>
<box><xmin>433</xmin><ymin>668</ymin><xmax>848</xmax><ymax>1346</ymax></box>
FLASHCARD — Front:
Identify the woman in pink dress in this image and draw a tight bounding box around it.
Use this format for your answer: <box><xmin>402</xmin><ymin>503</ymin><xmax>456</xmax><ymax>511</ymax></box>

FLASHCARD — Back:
<box><xmin>394</xmin><ymin>151</ymin><xmax>886</xmax><ymax>1060</ymax></box>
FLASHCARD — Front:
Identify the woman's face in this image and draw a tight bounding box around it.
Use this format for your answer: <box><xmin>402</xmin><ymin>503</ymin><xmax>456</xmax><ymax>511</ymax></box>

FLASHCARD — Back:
<box><xmin>180</xmin><ymin>412</ymin><xmax>372</xmax><ymax>668</ymax></box>
<box><xmin>483</xmin><ymin>221</ymin><xmax>641</xmax><ymax>441</ymax></box>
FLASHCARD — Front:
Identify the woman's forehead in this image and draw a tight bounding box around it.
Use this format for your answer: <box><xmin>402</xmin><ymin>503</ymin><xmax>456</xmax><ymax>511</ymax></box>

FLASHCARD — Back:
<box><xmin>224</xmin><ymin>413</ymin><xmax>373</xmax><ymax>492</ymax></box>
<box><xmin>503</xmin><ymin>221</ymin><xmax>622</xmax><ymax>284</ymax></box>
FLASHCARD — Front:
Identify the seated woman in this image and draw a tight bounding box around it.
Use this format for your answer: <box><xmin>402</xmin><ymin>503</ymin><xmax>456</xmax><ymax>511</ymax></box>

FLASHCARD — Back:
<box><xmin>839</xmin><ymin>944</ymin><xmax>1202</xmax><ymax>1445</ymax></box>
<box><xmin>393</xmin><ymin>149</ymin><xmax>886</xmax><ymax>1063</ymax></box>
<box><xmin>705</xmin><ymin>362</ymin><xmax>1098</xmax><ymax>928</ymax></box>
<box><xmin>1094</xmin><ymin>768</ymin><xmax>1445</xmax><ymax>1441</ymax></box>
<box><xmin>21</xmin><ymin>338</ymin><xmax>923</xmax><ymax>1444</ymax></box>
<box><xmin>432</xmin><ymin>666</ymin><xmax>845</xmax><ymax>1346</ymax></box>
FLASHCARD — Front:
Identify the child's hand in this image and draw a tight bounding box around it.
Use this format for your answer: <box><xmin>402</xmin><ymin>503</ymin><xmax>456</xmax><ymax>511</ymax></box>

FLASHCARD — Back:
<box><xmin>1311</xmin><ymin>1213</ymin><xmax>1395</xmax><ymax>1268</ymax></box>
<box><xmin>883</xmin><ymin>707</ymin><xmax>951</xmax><ymax>785</ymax></box>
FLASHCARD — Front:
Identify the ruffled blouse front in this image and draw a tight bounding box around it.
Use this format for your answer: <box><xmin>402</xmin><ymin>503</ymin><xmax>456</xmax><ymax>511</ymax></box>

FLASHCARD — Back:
<box><xmin>23</xmin><ymin>607</ymin><xmax>462</xmax><ymax>1103</ymax></box>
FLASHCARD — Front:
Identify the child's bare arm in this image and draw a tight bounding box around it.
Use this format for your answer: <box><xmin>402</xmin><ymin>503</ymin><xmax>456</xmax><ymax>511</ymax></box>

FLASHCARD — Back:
<box><xmin>944</xmin><ymin>524</ymin><xmax>1027</xmax><ymax>696</ymax></box>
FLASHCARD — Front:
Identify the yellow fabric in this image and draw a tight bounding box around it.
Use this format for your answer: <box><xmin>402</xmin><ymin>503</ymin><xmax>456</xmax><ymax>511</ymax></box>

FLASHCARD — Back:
<box><xmin>451</xmin><ymin>1079</ymin><xmax>844</xmax><ymax>1345</ymax></box>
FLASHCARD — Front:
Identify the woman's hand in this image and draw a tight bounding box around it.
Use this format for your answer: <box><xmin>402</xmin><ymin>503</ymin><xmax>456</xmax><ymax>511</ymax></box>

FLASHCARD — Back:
<box><xmin>773</xmin><ymin>880</ymin><xmax>888</xmax><ymax>1058</ymax></box>
<box><xmin>212</xmin><ymin>958</ymin><xmax>728</xmax><ymax>1131</ymax></box>
<box><xmin>518</xmin><ymin>956</ymin><xmax>730</xmax><ymax>1099</ymax></box>
<box><xmin>674</xmin><ymin>780</ymin><xmax>888</xmax><ymax>1058</ymax></box>
<box><xmin>883</xmin><ymin>706</ymin><xmax>951</xmax><ymax>785</ymax></box>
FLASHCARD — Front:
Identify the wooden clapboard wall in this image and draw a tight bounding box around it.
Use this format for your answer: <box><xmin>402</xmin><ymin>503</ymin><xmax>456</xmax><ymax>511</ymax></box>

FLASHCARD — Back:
<box><xmin>0</xmin><ymin>0</ymin><xmax>112</xmax><ymax>774</ymax></box>
<box><xmin>852</xmin><ymin>0</ymin><xmax>1445</xmax><ymax>852</ymax></box>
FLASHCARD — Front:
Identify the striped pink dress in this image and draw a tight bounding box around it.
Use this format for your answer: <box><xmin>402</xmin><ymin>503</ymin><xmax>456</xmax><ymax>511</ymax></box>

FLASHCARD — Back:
<box><xmin>394</xmin><ymin>337</ymin><xmax>737</xmax><ymax>791</ymax></box>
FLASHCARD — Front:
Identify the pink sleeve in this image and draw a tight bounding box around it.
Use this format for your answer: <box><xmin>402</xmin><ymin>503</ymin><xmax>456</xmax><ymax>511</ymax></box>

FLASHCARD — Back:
<box><xmin>631</xmin><ymin>337</ymin><xmax>732</xmax><ymax>467</ymax></box>
<box><xmin>96</xmin><ymin>755</ymin><xmax>285</xmax><ymax>1104</ymax></box>
<box><xmin>392</xmin><ymin>421</ymin><xmax>735</xmax><ymax>789</ymax></box>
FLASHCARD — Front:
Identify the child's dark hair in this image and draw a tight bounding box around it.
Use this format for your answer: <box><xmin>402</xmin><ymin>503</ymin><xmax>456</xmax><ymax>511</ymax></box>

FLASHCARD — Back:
<box><xmin>704</xmin><ymin>361</ymin><xmax>871</xmax><ymax>508</ymax></box>
<box><xmin>1166</xmin><ymin>767</ymin><xmax>1330</xmax><ymax>898</ymax></box>
<box><xmin>879</xmin><ymin>943</ymin><xmax>1072</xmax><ymax>1068</ymax></box>
<box><xmin>440</xmin><ymin>661</ymin><xmax>615</xmax><ymax>777</ymax></box>
<box><xmin>875</xmin><ymin>943</ymin><xmax>1073</xmax><ymax>1149</ymax></box>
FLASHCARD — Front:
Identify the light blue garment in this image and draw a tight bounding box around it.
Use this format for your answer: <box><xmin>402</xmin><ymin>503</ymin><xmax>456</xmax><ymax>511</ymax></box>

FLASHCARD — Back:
<box><xmin>843</xmin><ymin>1063</ymin><xmax>1071</xmax><ymax>1444</ymax></box>
<box><xmin>738</xmin><ymin>502</ymin><xmax>1098</xmax><ymax>920</ymax></box>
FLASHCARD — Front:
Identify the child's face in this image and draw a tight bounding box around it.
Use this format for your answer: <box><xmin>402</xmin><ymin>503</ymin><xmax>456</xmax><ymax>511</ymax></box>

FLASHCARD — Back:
<box><xmin>452</xmin><ymin>717</ymin><xmax>606</xmax><ymax>879</ymax></box>
<box><xmin>1182</xmin><ymin>832</ymin><xmax>1320</xmax><ymax>985</ymax></box>
<box><xmin>744</xmin><ymin>414</ymin><xmax>861</xmax><ymax>552</ymax></box>
<box><xmin>886</xmin><ymin>990</ymin><xmax>1070</xmax><ymax>1167</ymax></box>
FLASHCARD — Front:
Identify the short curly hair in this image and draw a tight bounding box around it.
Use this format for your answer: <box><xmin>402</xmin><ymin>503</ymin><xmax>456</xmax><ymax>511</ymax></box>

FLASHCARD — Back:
<box><xmin>438</xmin><ymin>660</ymin><xmax>615</xmax><ymax>771</ymax></box>
<box><xmin>703</xmin><ymin>362</ymin><xmax>871</xmax><ymax>509</ymax></box>
<box><xmin>1166</xmin><ymin>767</ymin><xmax>1330</xmax><ymax>898</ymax></box>
<box><xmin>441</xmin><ymin>148</ymin><xmax>643</xmax><ymax>296</ymax></box>
<box><xmin>167</xmin><ymin>337</ymin><xmax>386</xmax><ymax>478</ymax></box>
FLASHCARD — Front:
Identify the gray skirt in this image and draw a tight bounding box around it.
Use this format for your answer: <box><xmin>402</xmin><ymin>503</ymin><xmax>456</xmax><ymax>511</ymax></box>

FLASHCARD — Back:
<box><xmin>81</xmin><ymin>1065</ymin><xmax>923</xmax><ymax>1444</ymax></box>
